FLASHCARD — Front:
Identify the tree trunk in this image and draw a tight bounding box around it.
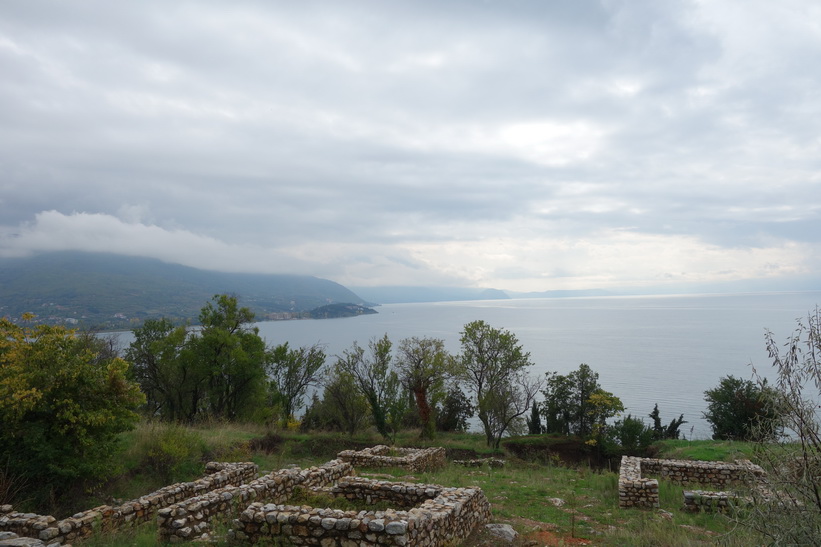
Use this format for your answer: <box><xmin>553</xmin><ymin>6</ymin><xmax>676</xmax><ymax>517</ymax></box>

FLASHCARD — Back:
<box><xmin>414</xmin><ymin>387</ymin><xmax>434</xmax><ymax>440</ymax></box>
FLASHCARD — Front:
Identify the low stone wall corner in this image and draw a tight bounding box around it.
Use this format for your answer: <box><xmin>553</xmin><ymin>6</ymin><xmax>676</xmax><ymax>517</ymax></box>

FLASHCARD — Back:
<box><xmin>337</xmin><ymin>445</ymin><xmax>447</xmax><ymax>472</ymax></box>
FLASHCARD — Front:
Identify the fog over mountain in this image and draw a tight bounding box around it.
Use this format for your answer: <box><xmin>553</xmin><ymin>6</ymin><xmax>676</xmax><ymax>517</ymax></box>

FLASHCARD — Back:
<box><xmin>0</xmin><ymin>251</ymin><xmax>369</xmax><ymax>328</ymax></box>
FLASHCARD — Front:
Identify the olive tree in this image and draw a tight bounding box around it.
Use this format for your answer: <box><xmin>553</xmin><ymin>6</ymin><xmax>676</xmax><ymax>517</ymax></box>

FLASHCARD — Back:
<box><xmin>738</xmin><ymin>307</ymin><xmax>821</xmax><ymax>545</ymax></box>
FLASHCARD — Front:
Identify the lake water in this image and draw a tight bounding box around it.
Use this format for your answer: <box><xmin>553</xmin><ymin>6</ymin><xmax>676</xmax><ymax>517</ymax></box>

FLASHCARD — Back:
<box><xmin>249</xmin><ymin>291</ymin><xmax>820</xmax><ymax>440</ymax></box>
<box><xmin>113</xmin><ymin>291</ymin><xmax>820</xmax><ymax>439</ymax></box>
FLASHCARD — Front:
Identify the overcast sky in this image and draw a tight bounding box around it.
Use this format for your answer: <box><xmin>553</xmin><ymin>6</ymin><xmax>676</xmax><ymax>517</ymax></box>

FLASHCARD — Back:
<box><xmin>1</xmin><ymin>0</ymin><xmax>819</xmax><ymax>293</ymax></box>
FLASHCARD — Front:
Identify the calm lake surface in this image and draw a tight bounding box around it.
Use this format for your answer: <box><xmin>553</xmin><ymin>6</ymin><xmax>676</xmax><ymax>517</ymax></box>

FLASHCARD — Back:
<box><xmin>113</xmin><ymin>291</ymin><xmax>820</xmax><ymax>439</ymax></box>
<box><xmin>251</xmin><ymin>291</ymin><xmax>820</xmax><ymax>439</ymax></box>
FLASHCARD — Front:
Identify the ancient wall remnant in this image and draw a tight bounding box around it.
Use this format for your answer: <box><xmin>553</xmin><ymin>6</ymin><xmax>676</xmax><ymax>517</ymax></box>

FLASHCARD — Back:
<box><xmin>337</xmin><ymin>445</ymin><xmax>446</xmax><ymax>472</ymax></box>
<box><xmin>683</xmin><ymin>490</ymin><xmax>743</xmax><ymax>513</ymax></box>
<box><xmin>158</xmin><ymin>459</ymin><xmax>353</xmax><ymax>543</ymax></box>
<box><xmin>619</xmin><ymin>456</ymin><xmax>764</xmax><ymax>511</ymax></box>
<box><xmin>0</xmin><ymin>462</ymin><xmax>257</xmax><ymax>545</ymax></box>
<box><xmin>230</xmin><ymin>477</ymin><xmax>491</xmax><ymax>546</ymax></box>
<box><xmin>618</xmin><ymin>456</ymin><xmax>660</xmax><ymax>508</ymax></box>
<box><xmin>638</xmin><ymin>457</ymin><xmax>763</xmax><ymax>486</ymax></box>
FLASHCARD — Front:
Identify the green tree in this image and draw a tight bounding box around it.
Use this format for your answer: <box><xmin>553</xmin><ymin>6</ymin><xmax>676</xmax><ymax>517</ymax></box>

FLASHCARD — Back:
<box><xmin>0</xmin><ymin>315</ymin><xmax>144</xmax><ymax>504</ymax></box>
<box><xmin>586</xmin><ymin>388</ymin><xmax>625</xmax><ymax>444</ymax></box>
<box><xmin>703</xmin><ymin>375</ymin><xmax>781</xmax><ymax>441</ymax></box>
<box><xmin>337</xmin><ymin>335</ymin><xmax>404</xmax><ymax>442</ymax></box>
<box><xmin>267</xmin><ymin>342</ymin><xmax>326</xmax><ymax>426</ymax></box>
<box><xmin>126</xmin><ymin>318</ymin><xmax>191</xmax><ymax>420</ymax></box>
<box><xmin>607</xmin><ymin>414</ymin><xmax>655</xmax><ymax>455</ymax></box>
<box><xmin>541</xmin><ymin>363</ymin><xmax>604</xmax><ymax>437</ymax></box>
<box><xmin>459</xmin><ymin>320</ymin><xmax>542</xmax><ymax>448</ymax></box>
<box><xmin>190</xmin><ymin>294</ymin><xmax>268</xmax><ymax>421</ymax></box>
<box><xmin>649</xmin><ymin>403</ymin><xmax>687</xmax><ymax>440</ymax></box>
<box><xmin>128</xmin><ymin>295</ymin><xmax>271</xmax><ymax>422</ymax></box>
<box><xmin>540</xmin><ymin>371</ymin><xmax>574</xmax><ymax>435</ymax></box>
<box><xmin>395</xmin><ymin>336</ymin><xmax>454</xmax><ymax>440</ymax></box>
<box><xmin>526</xmin><ymin>400</ymin><xmax>542</xmax><ymax>435</ymax></box>
<box><xmin>303</xmin><ymin>364</ymin><xmax>370</xmax><ymax>435</ymax></box>
<box><xmin>435</xmin><ymin>385</ymin><xmax>474</xmax><ymax>433</ymax></box>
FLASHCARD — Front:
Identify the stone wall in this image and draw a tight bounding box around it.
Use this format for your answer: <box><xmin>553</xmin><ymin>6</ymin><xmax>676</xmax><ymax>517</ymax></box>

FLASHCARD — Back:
<box><xmin>230</xmin><ymin>477</ymin><xmax>491</xmax><ymax>546</ymax></box>
<box><xmin>619</xmin><ymin>456</ymin><xmax>765</xmax><ymax>510</ymax></box>
<box><xmin>0</xmin><ymin>462</ymin><xmax>257</xmax><ymax>545</ymax></box>
<box><xmin>618</xmin><ymin>456</ymin><xmax>659</xmax><ymax>509</ymax></box>
<box><xmin>337</xmin><ymin>446</ymin><xmax>446</xmax><ymax>472</ymax></box>
<box><xmin>158</xmin><ymin>459</ymin><xmax>353</xmax><ymax>543</ymax></box>
<box><xmin>683</xmin><ymin>490</ymin><xmax>745</xmax><ymax>513</ymax></box>
<box><xmin>639</xmin><ymin>458</ymin><xmax>764</xmax><ymax>487</ymax></box>
<box><xmin>331</xmin><ymin>477</ymin><xmax>441</xmax><ymax>507</ymax></box>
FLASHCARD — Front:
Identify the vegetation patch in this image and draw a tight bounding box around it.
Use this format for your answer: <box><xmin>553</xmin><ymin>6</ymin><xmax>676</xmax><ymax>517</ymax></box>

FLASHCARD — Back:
<box><xmin>652</xmin><ymin>439</ymin><xmax>756</xmax><ymax>462</ymax></box>
<box><xmin>502</xmin><ymin>434</ymin><xmax>600</xmax><ymax>467</ymax></box>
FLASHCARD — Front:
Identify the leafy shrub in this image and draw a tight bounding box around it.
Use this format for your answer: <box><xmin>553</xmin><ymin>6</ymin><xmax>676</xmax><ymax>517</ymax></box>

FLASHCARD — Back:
<box><xmin>0</xmin><ymin>317</ymin><xmax>144</xmax><ymax>506</ymax></box>
<box><xmin>604</xmin><ymin>414</ymin><xmax>655</xmax><ymax>456</ymax></box>
<box><xmin>703</xmin><ymin>375</ymin><xmax>781</xmax><ymax>441</ymax></box>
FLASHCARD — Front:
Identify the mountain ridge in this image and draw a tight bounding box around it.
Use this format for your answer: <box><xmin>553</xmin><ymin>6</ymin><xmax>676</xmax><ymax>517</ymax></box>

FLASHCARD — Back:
<box><xmin>0</xmin><ymin>251</ymin><xmax>370</xmax><ymax>329</ymax></box>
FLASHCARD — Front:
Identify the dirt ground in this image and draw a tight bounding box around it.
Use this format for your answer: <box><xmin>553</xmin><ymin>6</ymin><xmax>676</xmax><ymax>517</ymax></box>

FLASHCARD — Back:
<box><xmin>460</xmin><ymin>517</ymin><xmax>595</xmax><ymax>547</ymax></box>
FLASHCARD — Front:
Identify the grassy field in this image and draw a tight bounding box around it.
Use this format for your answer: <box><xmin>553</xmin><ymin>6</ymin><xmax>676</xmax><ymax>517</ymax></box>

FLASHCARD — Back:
<box><xmin>61</xmin><ymin>423</ymin><xmax>766</xmax><ymax>546</ymax></box>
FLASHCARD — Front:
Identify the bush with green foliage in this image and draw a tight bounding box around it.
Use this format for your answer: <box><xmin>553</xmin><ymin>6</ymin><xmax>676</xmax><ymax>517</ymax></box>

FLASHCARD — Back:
<box><xmin>131</xmin><ymin>423</ymin><xmax>206</xmax><ymax>484</ymax></box>
<box><xmin>605</xmin><ymin>414</ymin><xmax>655</xmax><ymax>455</ymax></box>
<box><xmin>0</xmin><ymin>315</ymin><xmax>144</xmax><ymax>505</ymax></box>
<box><xmin>702</xmin><ymin>375</ymin><xmax>781</xmax><ymax>441</ymax></box>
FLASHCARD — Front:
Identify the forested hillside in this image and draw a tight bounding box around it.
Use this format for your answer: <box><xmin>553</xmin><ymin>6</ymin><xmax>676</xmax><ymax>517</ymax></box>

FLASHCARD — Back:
<box><xmin>0</xmin><ymin>251</ymin><xmax>370</xmax><ymax>328</ymax></box>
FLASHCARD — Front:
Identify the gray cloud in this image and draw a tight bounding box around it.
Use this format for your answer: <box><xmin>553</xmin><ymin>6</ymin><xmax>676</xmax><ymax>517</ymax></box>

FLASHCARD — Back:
<box><xmin>0</xmin><ymin>0</ymin><xmax>819</xmax><ymax>291</ymax></box>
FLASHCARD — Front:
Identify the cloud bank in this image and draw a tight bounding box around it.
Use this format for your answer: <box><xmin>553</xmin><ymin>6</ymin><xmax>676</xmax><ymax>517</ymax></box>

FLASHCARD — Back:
<box><xmin>1</xmin><ymin>0</ymin><xmax>819</xmax><ymax>292</ymax></box>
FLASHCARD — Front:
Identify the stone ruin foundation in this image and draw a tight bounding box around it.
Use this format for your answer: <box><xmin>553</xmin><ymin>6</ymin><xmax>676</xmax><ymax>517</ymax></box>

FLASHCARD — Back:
<box><xmin>337</xmin><ymin>445</ymin><xmax>446</xmax><ymax>473</ymax></box>
<box><xmin>1</xmin><ymin>446</ymin><xmax>489</xmax><ymax>545</ymax></box>
<box><xmin>158</xmin><ymin>459</ymin><xmax>353</xmax><ymax>543</ymax></box>
<box><xmin>230</xmin><ymin>476</ymin><xmax>491</xmax><ymax>546</ymax></box>
<box><xmin>0</xmin><ymin>461</ymin><xmax>257</xmax><ymax>545</ymax></box>
<box><xmin>618</xmin><ymin>456</ymin><xmax>765</xmax><ymax>512</ymax></box>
